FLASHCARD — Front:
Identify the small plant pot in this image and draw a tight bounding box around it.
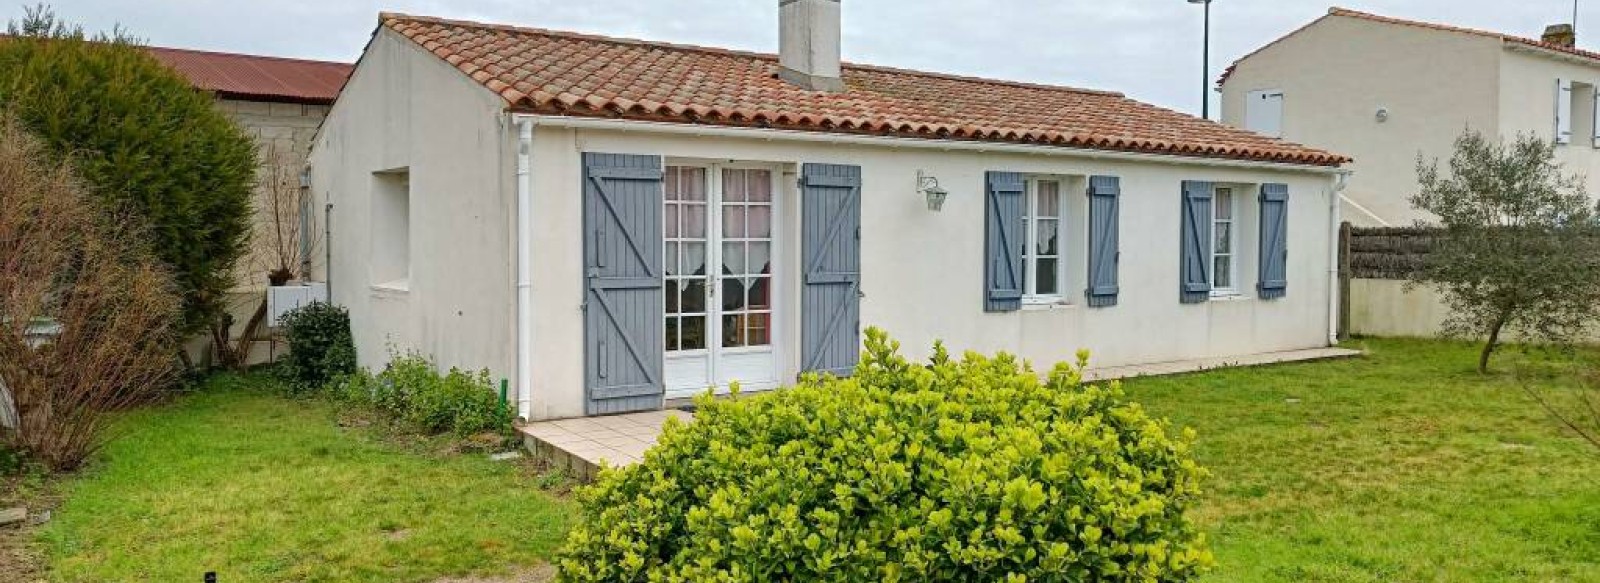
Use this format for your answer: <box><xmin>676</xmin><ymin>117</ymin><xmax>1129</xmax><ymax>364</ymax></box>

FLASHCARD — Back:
<box><xmin>267</xmin><ymin>269</ymin><xmax>294</xmax><ymax>287</ymax></box>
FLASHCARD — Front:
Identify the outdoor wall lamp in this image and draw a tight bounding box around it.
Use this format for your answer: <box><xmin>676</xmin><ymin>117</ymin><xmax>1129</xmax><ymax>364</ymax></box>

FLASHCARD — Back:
<box><xmin>918</xmin><ymin>170</ymin><xmax>949</xmax><ymax>211</ymax></box>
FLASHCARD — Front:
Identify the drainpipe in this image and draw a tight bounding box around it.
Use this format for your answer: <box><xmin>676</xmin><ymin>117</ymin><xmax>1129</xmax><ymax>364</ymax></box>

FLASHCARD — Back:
<box><xmin>325</xmin><ymin>202</ymin><xmax>334</xmax><ymax>304</ymax></box>
<box><xmin>1328</xmin><ymin>171</ymin><xmax>1350</xmax><ymax>345</ymax></box>
<box><xmin>515</xmin><ymin>117</ymin><xmax>537</xmax><ymax>420</ymax></box>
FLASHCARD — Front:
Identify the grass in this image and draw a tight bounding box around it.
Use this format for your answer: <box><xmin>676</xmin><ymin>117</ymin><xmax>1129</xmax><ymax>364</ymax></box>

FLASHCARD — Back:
<box><xmin>32</xmin><ymin>374</ymin><xmax>572</xmax><ymax>583</ymax></box>
<box><xmin>1121</xmin><ymin>338</ymin><xmax>1600</xmax><ymax>582</ymax></box>
<box><xmin>16</xmin><ymin>338</ymin><xmax>1600</xmax><ymax>581</ymax></box>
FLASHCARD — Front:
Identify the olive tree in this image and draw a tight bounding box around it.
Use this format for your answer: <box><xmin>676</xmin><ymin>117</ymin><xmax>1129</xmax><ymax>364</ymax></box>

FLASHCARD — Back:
<box><xmin>1411</xmin><ymin>129</ymin><xmax>1600</xmax><ymax>373</ymax></box>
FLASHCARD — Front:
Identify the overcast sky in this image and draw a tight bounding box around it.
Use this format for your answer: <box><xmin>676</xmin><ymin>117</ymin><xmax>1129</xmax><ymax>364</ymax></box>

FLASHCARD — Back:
<box><xmin>28</xmin><ymin>1</ymin><xmax>1596</xmax><ymax>115</ymax></box>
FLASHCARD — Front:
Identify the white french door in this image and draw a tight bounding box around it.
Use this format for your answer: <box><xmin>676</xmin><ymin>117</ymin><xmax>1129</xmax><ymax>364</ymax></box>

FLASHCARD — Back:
<box><xmin>662</xmin><ymin>164</ymin><xmax>780</xmax><ymax>398</ymax></box>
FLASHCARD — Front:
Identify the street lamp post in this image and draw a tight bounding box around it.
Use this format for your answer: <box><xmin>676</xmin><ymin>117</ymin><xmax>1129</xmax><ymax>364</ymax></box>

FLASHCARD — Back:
<box><xmin>1189</xmin><ymin>0</ymin><xmax>1213</xmax><ymax>119</ymax></box>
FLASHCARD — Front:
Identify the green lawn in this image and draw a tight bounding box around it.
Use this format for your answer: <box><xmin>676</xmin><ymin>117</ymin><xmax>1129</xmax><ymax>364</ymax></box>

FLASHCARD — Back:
<box><xmin>34</xmin><ymin>374</ymin><xmax>572</xmax><ymax>582</ymax></box>
<box><xmin>1121</xmin><ymin>338</ymin><xmax>1600</xmax><ymax>582</ymax></box>
<box><xmin>24</xmin><ymin>339</ymin><xmax>1600</xmax><ymax>582</ymax></box>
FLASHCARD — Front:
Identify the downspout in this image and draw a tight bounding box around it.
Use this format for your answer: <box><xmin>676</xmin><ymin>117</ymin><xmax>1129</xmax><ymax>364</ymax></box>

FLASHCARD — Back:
<box><xmin>324</xmin><ymin>202</ymin><xmax>334</xmax><ymax>303</ymax></box>
<box><xmin>1328</xmin><ymin>171</ymin><xmax>1350</xmax><ymax>345</ymax></box>
<box><xmin>515</xmin><ymin>116</ymin><xmax>537</xmax><ymax>420</ymax></box>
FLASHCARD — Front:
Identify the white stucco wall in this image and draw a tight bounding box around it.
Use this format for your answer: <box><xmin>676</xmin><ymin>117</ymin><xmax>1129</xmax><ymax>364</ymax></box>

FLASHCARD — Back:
<box><xmin>1496</xmin><ymin>48</ymin><xmax>1600</xmax><ymax>197</ymax></box>
<box><xmin>524</xmin><ymin>125</ymin><xmax>1340</xmax><ymax>420</ymax></box>
<box><xmin>1220</xmin><ymin>15</ymin><xmax>1503</xmax><ymax>227</ymax></box>
<box><xmin>308</xmin><ymin>30</ymin><xmax>518</xmax><ymax>381</ymax></box>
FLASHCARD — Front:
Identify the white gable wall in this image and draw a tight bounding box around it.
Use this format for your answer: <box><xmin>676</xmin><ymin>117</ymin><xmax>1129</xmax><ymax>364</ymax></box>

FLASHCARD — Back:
<box><xmin>525</xmin><ymin>124</ymin><xmax>1338</xmax><ymax>420</ymax></box>
<box><xmin>308</xmin><ymin>29</ymin><xmax>519</xmax><ymax>381</ymax></box>
<box><xmin>1496</xmin><ymin>48</ymin><xmax>1600</xmax><ymax>201</ymax></box>
<box><xmin>1220</xmin><ymin>15</ymin><xmax>1502</xmax><ymax>226</ymax></box>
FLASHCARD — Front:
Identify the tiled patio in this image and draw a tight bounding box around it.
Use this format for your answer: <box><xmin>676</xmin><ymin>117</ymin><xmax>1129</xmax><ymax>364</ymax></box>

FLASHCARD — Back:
<box><xmin>518</xmin><ymin>408</ymin><xmax>691</xmax><ymax>480</ymax></box>
<box><xmin>518</xmin><ymin>346</ymin><xmax>1360</xmax><ymax>478</ymax></box>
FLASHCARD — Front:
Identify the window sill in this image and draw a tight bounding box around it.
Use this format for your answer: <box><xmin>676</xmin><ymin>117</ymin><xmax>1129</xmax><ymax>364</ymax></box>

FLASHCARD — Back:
<box><xmin>371</xmin><ymin>280</ymin><xmax>411</xmax><ymax>294</ymax></box>
<box><xmin>1208</xmin><ymin>291</ymin><xmax>1251</xmax><ymax>302</ymax></box>
<box><xmin>1022</xmin><ymin>298</ymin><xmax>1075</xmax><ymax>311</ymax></box>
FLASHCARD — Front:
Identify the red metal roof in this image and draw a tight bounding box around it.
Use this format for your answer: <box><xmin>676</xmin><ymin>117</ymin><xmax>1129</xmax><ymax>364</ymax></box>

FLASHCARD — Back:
<box><xmin>147</xmin><ymin>46</ymin><xmax>351</xmax><ymax>105</ymax></box>
<box><xmin>381</xmin><ymin>13</ymin><xmax>1348</xmax><ymax>167</ymax></box>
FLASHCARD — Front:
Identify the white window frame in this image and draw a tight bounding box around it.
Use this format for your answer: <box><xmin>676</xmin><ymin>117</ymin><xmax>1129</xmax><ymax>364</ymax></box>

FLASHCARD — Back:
<box><xmin>1022</xmin><ymin>178</ymin><xmax>1066</xmax><ymax>305</ymax></box>
<box><xmin>1210</xmin><ymin>186</ymin><xmax>1238</xmax><ymax>296</ymax></box>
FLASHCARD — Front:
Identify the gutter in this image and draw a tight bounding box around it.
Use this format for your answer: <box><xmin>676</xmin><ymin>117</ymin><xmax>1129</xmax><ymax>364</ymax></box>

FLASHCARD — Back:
<box><xmin>523</xmin><ymin>115</ymin><xmax>1349</xmax><ymax>175</ymax></box>
<box><xmin>1328</xmin><ymin>171</ymin><xmax>1351</xmax><ymax>345</ymax></box>
<box><xmin>514</xmin><ymin>117</ymin><xmax>537</xmax><ymax>420</ymax></box>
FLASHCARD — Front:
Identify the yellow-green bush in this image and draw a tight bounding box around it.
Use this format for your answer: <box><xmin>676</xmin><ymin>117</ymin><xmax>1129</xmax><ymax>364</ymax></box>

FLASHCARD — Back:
<box><xmin>557</xmin><ymin>329</ymin><xmax>1213</xmax><ymax>582</ymax></box>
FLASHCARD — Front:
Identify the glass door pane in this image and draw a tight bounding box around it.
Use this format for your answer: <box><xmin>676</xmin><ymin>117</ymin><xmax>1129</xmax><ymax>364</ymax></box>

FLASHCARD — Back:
<box><xmin>665</xmin><ymin>166</ymin><xmax>709</xmax><ymax>352</ymax></box>
<box><xmin>719</xmin><ymin>169</ymin><xmax>774</xmax><ymax>349</ymax></box>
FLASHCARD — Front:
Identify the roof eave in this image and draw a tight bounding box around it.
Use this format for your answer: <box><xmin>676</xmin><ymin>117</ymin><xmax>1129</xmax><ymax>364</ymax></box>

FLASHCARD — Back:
<box><xmin>513</xmin><ymin>110</ymin><xmax>1349</xmax><ymax>170</ymax></box>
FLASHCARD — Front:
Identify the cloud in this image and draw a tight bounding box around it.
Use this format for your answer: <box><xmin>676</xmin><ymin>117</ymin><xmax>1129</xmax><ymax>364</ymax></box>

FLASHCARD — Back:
<box><xmin>32</xmin><ymin>0</ymin><xmax>1594</xmax><ymax>114</ymax></box>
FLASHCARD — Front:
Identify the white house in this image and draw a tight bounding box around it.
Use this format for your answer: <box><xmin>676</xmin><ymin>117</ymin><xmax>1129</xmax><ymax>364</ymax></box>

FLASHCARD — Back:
<box><xmin>310</xmin><ymin>2</ymin><xmax>1351</xmax><ymax>421</ymax></box>
<box><xmin>1221</xmin><ymin>7</ymin><xmax>1600</xmax><ymax>227</ymax></box>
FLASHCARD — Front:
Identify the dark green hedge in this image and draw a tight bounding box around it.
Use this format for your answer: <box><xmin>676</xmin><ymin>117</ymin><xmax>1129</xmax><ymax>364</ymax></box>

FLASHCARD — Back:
<box><xmin>0</xmin><ymin>30</ymin><xmax>257</xmax><ymax>334</ymax></box>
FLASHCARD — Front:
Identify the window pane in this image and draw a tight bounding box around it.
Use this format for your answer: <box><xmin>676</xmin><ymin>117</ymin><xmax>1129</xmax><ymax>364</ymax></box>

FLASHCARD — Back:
<box><xmin>1214</xmin><ymin>223</ymin><xmax>1232</xmax><ymax>254</ymax></box>
<box><xmin>722</xmin><ymin>242</ymin><xmax>746</xmax><ymax>276</ymax></box>
<box><xmin>1037</xmin><ymin>182</ymin><xmax>1061</xmax><ymax>217</ymax></box>
<box><xmin>684</xmin><ymin>204</ymin><xmax>706</xmax><ymax>238</ymax></box>
<box><xmin>723</xmin><ymin>170</ymin><xmax>747</xmax><ymax>203</ymax></box>
<box><xmin>1214</xmin><ymin>256</ymin><xmax>1232</xmax><ymax>288</ymax></box>
<box><xmin>748</xmin><ymin>241</ymin><xmax>771</xmax><ymax>275</ymax></box>
<box><xmin>722</xmin><ymin>314</ymin><xmax>746</xmax><ymax>347</ymax></box>
<box><xmin>665</xmin><ymin>168</ymin><xmax>680</xmax><ymax>201</ymax></box>
<box><xmin>1214</xmin><ymin>189</ymin><xmax>1233</xmax><ymax>220</ymax></box>
<box><xmin>681</xmin><ymin>315</ymin><xmax>706</xmax><ymax>350</ymax></box>
<box><xmin>1036</xmin><ymin>258</ymin><xmax>1059</xmax><ymax>295</ymax></box>
<box><xmin>681</xmin><ymin>168</ymin><xmax>707</xmax><ymax>201</ymax></box>
<box><xmin>723</xmin><ymin>205</ymin><xmax>746</xmax><ymax>238</ymax></box>
<box><xmin>664</xmin><ymin>204</ymin><xmax>679</xmax><ymax>238</ymax></box>
<box><xmin>664</xmin><ymin>242</ymin><xmax>679</xmax><ymax>276</ymax></box>
<box><xmin>665</xmin><ymin>280</ymin><xmax>680</xmax><ymax>314</ymax></box>
<box><xmin>665</xmin><ymin>316</ymin><xmax>680</xmax><ymax>351</ymax></box>
<box><xmin>748</xmin><ymin>277</ymin><xmax>771</xmax><ymax>310</ymax></box>
<box><xmin>748</xmin><ymin>205</ymin><xmax>772</xmax><ymax>238</ymax></box>
<box><xmin>681</xmin><ymin>279</ymin><xmax>706</xmax><ymax>314</ymax></box>
<box><xmin>1036</xmin><ymin>219</ymin><xmax>1059</xmax><ymax>256</ymax></box>
<box><xmin>747</xmin><ymin>170</ymin><xmax>772</xmax><ymax>202</ymax></box>
<box><xmin>683</xmin><ymin>242</ymin><xmax>707</xmax><ymax>276</ymax></box>
<box><xmin>722</xmin><ymin>277</ymin><xmax>747</xmax><ymax>311</ymax></box>
<box><xmin>746</xmin><ymin>312</ymin><xmax>770</xmax><ymax>346</ymax></box>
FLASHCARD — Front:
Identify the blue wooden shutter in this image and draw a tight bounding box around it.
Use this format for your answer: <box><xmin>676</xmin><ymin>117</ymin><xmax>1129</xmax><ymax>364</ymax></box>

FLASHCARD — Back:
<box><xmin>582</xmin><ymin>153</ymin><xmax>665</xmax><ymax>415</ymax></box>
<box><xmin>984</xmin><ymin>171</ymin><xmax>1025</xmax><ymax>312</ymax></box>
<box><xmin>801</xmin><ymin>163</ymin><xmax>862</xmax><ymax>377</ymax></box>
<box><xmin>1257</xmin><ymin>183</ymin><xmax>1289</xmax><ymax>299</ymax></box>
<box><xmin>1180</xmin><ymin>180</ymin><xmax>1213</xmax><ymax>304</ymax></box>
<box><xmin>1086</xmin><ymin>176</ymin><xmax>1121</xmax><ymax>307</ymax></box>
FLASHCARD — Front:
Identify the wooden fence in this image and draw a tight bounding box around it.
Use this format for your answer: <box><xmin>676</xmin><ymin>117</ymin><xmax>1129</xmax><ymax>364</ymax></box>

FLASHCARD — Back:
<box><xmin>1337</xmin><ymin>224</ymin><xmax>1440</xmax><ymax>339</ymax></box>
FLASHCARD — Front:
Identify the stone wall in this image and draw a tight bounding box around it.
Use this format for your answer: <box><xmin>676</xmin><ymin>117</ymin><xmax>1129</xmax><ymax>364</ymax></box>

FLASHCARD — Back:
<box><xmin>219</xmin><ymin>98</ymin><xmax>328</xmax><ymax>292</ymax></box>
<box><xmin>216</xmin><ymin>98</ymin><xmax>328</xmax><ymax>362</ymax></box>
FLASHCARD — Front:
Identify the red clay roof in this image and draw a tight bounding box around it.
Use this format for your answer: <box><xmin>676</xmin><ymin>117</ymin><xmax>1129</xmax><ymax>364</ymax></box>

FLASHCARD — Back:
<box><xmin>380</xmin><ymin>13</ymin><xmax>1347</xmax><ymax>167</ymax></box>
<box><xmin>147</xmin><ymin>46</ymin><xmax>352</xmax><ymax>105</ymax></box>
<box><xmin>1221</xmin><ymin>7</ymin><xmax>1600</xmax><ymax>87</ymax></box>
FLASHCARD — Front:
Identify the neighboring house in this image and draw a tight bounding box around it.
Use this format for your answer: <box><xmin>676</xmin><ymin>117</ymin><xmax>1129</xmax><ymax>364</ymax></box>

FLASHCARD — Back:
<box><xmin>310</xmin><ymin>3</ymin><xmax>1351</xmax><ymax>422</ymax></box>
<box><xmin>1220</xmin><ymin>7</ymin><xmax>1600</xmax><ymax>227</ymax></box>
<box><xmin>149</xmin><ymin>46</ymin><xmax>351</xmax><ymax>355</ymax></box>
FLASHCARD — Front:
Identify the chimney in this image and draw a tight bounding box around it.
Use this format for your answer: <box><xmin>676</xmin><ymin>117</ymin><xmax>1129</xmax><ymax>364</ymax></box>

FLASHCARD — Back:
<box><xmin>1543</xmin><ymin>23</ymin><xmax>1576</xmax><ymax>48</ymax></box>
<box><xmin>778</xmin><ymin>0</ymin><xmax>845</xmax><ymax>92</ymax></box>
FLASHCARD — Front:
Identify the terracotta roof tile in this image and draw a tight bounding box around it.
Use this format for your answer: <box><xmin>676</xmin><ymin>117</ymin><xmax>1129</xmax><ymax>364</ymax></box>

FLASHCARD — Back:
<box><xmin>378</xmin><ymin>13</ymin><xmax>1347</xmax><ymax>167</ymax></box>
<box><xmin>1221</xmin><ymin>7</ymin><xmax>1600</xmax><ymax>87</ymax></box>
<box><xmin>147</xmin><ymin>46</ymin><xmax>352</xmax><ymax>105</ymax></box>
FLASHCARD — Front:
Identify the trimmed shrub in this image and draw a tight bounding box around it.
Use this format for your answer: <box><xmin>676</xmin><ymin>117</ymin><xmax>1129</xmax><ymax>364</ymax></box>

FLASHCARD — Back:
<box><xmin>278</xmin><ymin>302</ymin><xmax>356</xmax><ymax>394</ymax></box>
<box><xmin>335</xmin><ymin>353</ymin><xmax>513</xmax><ymax>436</ymax></box>
<box><xmin>0</xmin><ymin>9</ymin><xmax>257</xmax><ymax>336</ymax></box>
<box><xmin>557</xmin><ymin>329</ymin><xmax>1213</xmax><ymax>582</ymax></box>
